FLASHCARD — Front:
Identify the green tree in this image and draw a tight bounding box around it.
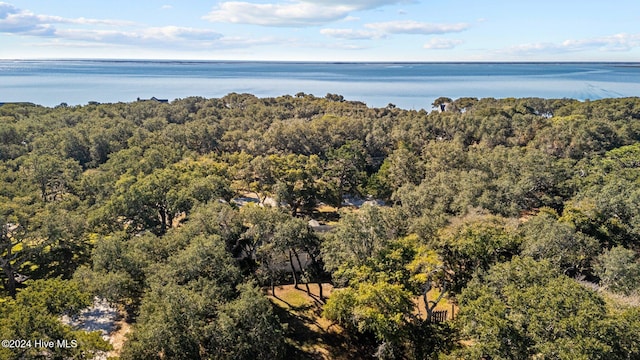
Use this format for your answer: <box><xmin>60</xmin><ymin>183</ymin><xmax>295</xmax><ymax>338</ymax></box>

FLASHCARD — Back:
<box><xmin>452</xmin><ymin>97</ymin><xmax>478</xmax><ymax>113</ymax></box>
<box><xmin>73</xmin><ymin>232</ymin><xmax>151</xmax><ymax>309</ymax></box>
<box><xmin>0</xmin><ymin>222</ymin><xmax>27</xmax><ymax>298</ymax></box>
<box><xmin>432</xmin><ymin>97</ymin><xmax>453</xmax><ymax>110</ymax></box>
<box><xmin>393</xmin><ymin>170</ymin><xmax>488</xmax><ymax>216</ymax></box>
<box><xmin>184</xmin><ymin>202</ymin><xmax>246</xmax><ymax>257</ymax></box>
<box><xmin>567</xmin><ymin>176</ymin><xmax>640</xmax><ymax>249</ymax></box>
<box><xmin>270</xmin><ymin>154</ymin><xmax>326</xmax><ymax>216</ymax></box>
<box><xmin>237</xmin><ymin>206</ymin><xmax>324</xmax><ymax>297</ymax></box>
<box><xmin>324</xmin><ymin>281</ymin><xmax>414</xmax><ymax>359</ymax></box>
<box><xmin>240</xmin><ymin>154</ymin><xmax>327</xmax><ymax>215</ymax></box>
<box><xmin>186</xmin><ymin>174</ymin><xmax>234</xmax><ymax>203</ymax></box>
<box><xmin>20</xmin><ymin>153</ymin><xmax>82</xmax><ymax>202</ymax></box>
<box><xmin>324</xmin><ymin>140</ymin><xmax>368</xmax><ymax>206</ymax></box>
<box><xmin>0</xmin><ymin>278</ymin><xmax>111</xmax><ymax>360</ymax></box>
<box><xmin>594</xmin><ymin>246</ymin><xmax>640</xmax><ymax>295</ymax></box>
<box><xmin>29</xmin><ymin>204</ymin><xmax>93</xmax><ymax>279</ymax></box>
<box><xmin>213</xmin><ymin>283</ymin><xmax>286</xmax><ymax>360</ymax></box>
<box><xmin>239</xmin><ymin>206</ymin><xmax>289</xmax><ymax>286</ymax></box>
<box><xmin>378</xmin><ymin>147</ymin><xmax>424</xmax><ymax>191</ymax></box>
<box><xmin>455</xmin><ymin>257</ymin><xmax>614</xmax><ymax>360</ymax></box>
<box><xmin>273</xmin><ymin>216</ymin><xmax>322</xmax><ymax>297</ymax></box>
<box><xmin>474</xmin><ymin>146</ymin><xmax>571</xmax><ymax>216</ymax></box>
<box><xmin>434</xmin><ymin>212</ymin><xmax>521</xmax><ymax>294</ymax></box>
<box><xmin>323</xmin><ymin>234</ymin><xmax>454</xmax><ymax>359</ymax></box>
<box><xmin>120</xmin><ymin>282</ymin><xmax>215</xmax><ymax>360</ymax></box>
<box><xmin>106</xmin><ymin>167</ymin><xmax>190</xmax><ymax>235</ymax></box>
<box><xmin>322</xmin><ymin>205</ymin><xmax>402</xmax><ymax>284</ymax></box>
<box><xmin>602</xmin><ymin>307</ymin><xmax>640</xmax><ymax>359</ymax></box>
<box><xmin>520</xmin><ymin>211</ymin><xmax>599</xmax><ymax>276</ymax></box>
<box><xmin>146</xmin><ymin>235</ymin><xmax>242</xmax><ymax>299</ymax></box>
<box><xmin>121</xmin><ymin>235</ymin><xmax>242</xmax><ymax>360</ymax></box>
<box><xmin>531</xmin><ymin>117</ymin><xmax>621</xmax><ymax>159</ymax></box>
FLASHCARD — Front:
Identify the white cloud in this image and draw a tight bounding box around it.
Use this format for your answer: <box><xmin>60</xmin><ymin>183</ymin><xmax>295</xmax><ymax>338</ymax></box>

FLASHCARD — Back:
<box><xmin>342</xmin><ymin>16</ymin><xmax>360</xmax><ymax>22</ymax></box>
<box><xmin>161</xmin><ymin>5</ymin><xmax>173</xmax><ymax>10</ymax></box>
<box><xmin>320</xmin><ymin>28</ymin><xmax>383</xmax><ymax>40</ymax></box>
<box><xmin>504</xmin><ymin>33</ymin><xmax>640</xmax><ymax>55</ymax></box>
<box><xmin>0</xmin><ymin>3</ymin><xmax>224</xmax><ymax>49</ymax></box>
<box><xmin>423</xmin><ymin>38</ymin><xmax>463</xmax><ymax>49</ymax></box>
<box><xmin>146</xmin><ymin>26</ymin><xmax>222</xmax><ymax>41</ymax></box>
<box><xmin>0</xmin><ymin>2</ymin><xmax>131</xmax><ymax>35</ymax></box>
<box><xmin>307</xmin><ymin>0</ymin><xmax>404</xmax><ymax>7</ymax></box>
<box><xmin>0</xmin><ymin>2</ymin><xmax>55</xmax><ymax>35</ymax></box>
<box><xmin>322</xmin><ymin>20</ymin><xmax>469</xmax><ymax>41</ymax></box>
<box><xmin>204</xmin><ymin>0</ymin><xmax>404</xmax><ymax>27</ymax></box>
<box><xmin>0</xmin><ymin>2</ymin><xmax>15</xmax><ymax>17</ymax></box>
<box><xmin>57</xmin><ymin>26</ymin><xmax>223</xmax><ymax>48</ymax></box>
<box><xmin>561</xmin><ymin>33</ymin><xmax>640</xmax><ymax>52</ymax></box>
<box><xmin>216</xmin><ymin>35</ymin><xmax>280</xmax><ymax>48</ymax></box>
<box><xmin>204</xmin><ymin>1</ymin><xmax>351</xmax><ymax>26</ymax></box>
<box><xmin>365</xmin><ymin>20</ymin><xmax>469</xmax><ymax>35</ymax></box>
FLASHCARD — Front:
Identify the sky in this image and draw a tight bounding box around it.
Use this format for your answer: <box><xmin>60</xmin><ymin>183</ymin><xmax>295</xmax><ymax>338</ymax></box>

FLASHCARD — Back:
<box><xmin>1</xmin><ymin>0</ymin><xmax>639</xmax><ymax>61</ymax></box>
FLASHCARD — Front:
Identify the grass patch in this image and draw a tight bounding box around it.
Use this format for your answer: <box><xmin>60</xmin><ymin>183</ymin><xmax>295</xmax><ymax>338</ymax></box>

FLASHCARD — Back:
<box><xmin>268</xmin><ymin>284</ymin><xmax>375</xmax><ymax>360</ymax></box>
<box><xmin>272</xmin><ymin>286</ymin><xmax>311</xmax><ymax>309</ymax></box>
<box><xmin>316</xmin><ymin>204</ymin><xmax>337</xmax><ymax>213</ymax></box>
<box><xmin>415</xmin><ymin>288</ymin><xmax>458</xmax><ymax>321</ymax></box>
<box><xmin>268</xmin><ymin>283</ymin><xmax>458</xmax><ymax>358</ymax></box>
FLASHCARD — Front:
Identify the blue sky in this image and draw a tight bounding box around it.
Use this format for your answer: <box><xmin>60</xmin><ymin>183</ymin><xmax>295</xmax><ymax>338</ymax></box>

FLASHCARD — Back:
<box><xmin>1</xmin><ymin>0</ymin><xmax>639</xmax><ymax>61</ymax></box>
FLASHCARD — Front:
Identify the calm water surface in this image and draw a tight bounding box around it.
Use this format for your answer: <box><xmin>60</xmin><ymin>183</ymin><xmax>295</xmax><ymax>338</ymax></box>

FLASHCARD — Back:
<box><xmin>1</xmin><ymin>60</ymin><xmax>639</xmax><ymax>109</ymax></box>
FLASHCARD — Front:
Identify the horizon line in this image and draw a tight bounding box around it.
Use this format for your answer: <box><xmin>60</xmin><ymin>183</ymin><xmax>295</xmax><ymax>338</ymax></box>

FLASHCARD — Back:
<box><xmin>2</xmin><ymin>58</ymin><xmax>640</xmax><ymax>65</ymax></box>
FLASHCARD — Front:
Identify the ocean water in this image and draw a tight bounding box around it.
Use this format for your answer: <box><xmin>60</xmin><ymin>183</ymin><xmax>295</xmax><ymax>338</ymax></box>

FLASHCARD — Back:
<box><xmin>1</xmin><ymin>60</ymin><xmax>639</xmax><ymax>109</ymax></box>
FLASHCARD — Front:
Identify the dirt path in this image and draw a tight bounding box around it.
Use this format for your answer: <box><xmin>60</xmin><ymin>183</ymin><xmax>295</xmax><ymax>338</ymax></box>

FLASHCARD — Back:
<box><xmin>62</xmin><ymin>297</ymin><xmax>130</xmax><ymax>359</ymax></box>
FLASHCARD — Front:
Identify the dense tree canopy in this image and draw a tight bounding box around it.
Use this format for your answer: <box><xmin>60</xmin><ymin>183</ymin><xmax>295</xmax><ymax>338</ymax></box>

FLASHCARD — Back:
<box><xmin>454</xmin><ymin>257</ymin><xmax>639</xmax><ymax>360</ymax></box>
<box><xmin>1</xmin><ymin>95</ymin><xmax>640</xmax><ymax>359</ymax></box>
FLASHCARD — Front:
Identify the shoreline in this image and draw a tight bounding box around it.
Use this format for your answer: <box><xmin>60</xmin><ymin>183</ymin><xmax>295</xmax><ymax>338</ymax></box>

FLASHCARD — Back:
<box><xmin>2</xmin><ymin>62</ymin><xmax>639</xmax><ymax>108</ymax></box>
<box><xmin>3</xmin><ymin>95</ymin><xmax>640</xmax><ymax>111</ymax></box>
<box><xmin>2</xmin><ymin>58</ymin><xmax>640</xmax><ymax>65</ymax></box>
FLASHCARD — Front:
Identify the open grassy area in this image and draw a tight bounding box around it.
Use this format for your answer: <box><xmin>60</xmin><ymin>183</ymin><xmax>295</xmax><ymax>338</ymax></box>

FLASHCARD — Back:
<box><xmin>268</xmin><ymin>284</ymin><xmax>377</xmax><ymax>360</ymax></box>
<box><xmin>267</xmin><ymin>283</ymin><xmax>458</xmax><ymax>359</ymax></box>
<box><xmin>414</xmin><ymin>288</ymin><xmax>458</xmax><ymax>321</ymax></box>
